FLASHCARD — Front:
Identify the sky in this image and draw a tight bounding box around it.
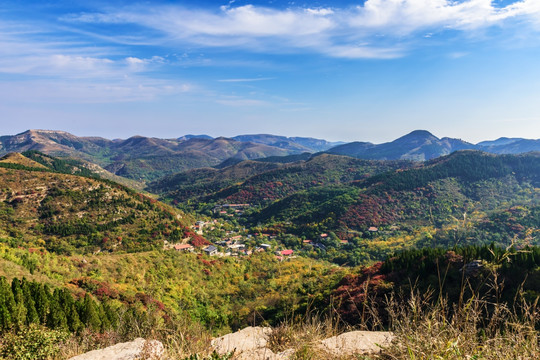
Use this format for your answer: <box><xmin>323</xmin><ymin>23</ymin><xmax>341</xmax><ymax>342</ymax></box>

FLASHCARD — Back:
<box><xmin>1</xmin><ymin>0</ymin><xmax>540</xmax><ymax>143</ymax></box>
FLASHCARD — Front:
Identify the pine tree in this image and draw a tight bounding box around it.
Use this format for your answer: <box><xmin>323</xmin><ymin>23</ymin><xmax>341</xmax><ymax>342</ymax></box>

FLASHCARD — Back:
<box><xmin>33</xmin><ymin>283</ymin><xmax>51</xmax><ymax>325</ymax></box>
<box><xmin>47</xmin><ymin>300</ymin><xmax>68</xmax><ymax>330</ymax></box>
<box><xmin>21</xmin><ymin>278</ymin><xmax>39</xmax><ymax>325</ymax></box>
<box><xmin>0</xmin><ymin>277</ymin><xmax>13</xmax><ymax>331</ymax></box>
<box><xmin>102</xmin><ymin>301</ymin><xmax>119</xmax><ymax>330</ymax></box>
<box><xmin>98</xmin><ymin>303</ymin><xmax>112</xmax><ymax>332</ymax></box>
<box><xmin>79</xmin><ymin>294</ymin><xmax>101</xmax><ymax>331</ymax></box>
<box><xmin>56</xmin><ymin>289</ymin><xmax>83</xmax><ymax>333</ymax></box>
<box><xmin>11</xmin><ymin>278</ymin><xmax>27</xmax><ymax>330</ymax></box>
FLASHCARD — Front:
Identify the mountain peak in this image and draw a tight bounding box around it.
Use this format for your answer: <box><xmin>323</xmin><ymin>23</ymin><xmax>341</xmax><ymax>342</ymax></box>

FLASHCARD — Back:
<box><xmin>395</xmin><ymin>130</ymin><xmax>438</xmax><ymax>142</ymax></box>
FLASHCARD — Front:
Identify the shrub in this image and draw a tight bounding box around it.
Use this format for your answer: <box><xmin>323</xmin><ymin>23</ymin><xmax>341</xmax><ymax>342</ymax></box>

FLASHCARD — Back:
<box><xmin>0</xmin><ymin>324</ymin><xmax>69</xmax><ymax>360</ymax></box>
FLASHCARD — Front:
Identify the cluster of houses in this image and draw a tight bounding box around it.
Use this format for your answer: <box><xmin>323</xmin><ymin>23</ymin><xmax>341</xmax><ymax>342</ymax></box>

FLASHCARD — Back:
<box><xmin>168</xmin><ymin>228</ymin><xmax>275</xmax><ymax>258</ymax></box>
<box><xmin>213</xmin><ymin>203</ymin><xmax>251</xmax><ymax>217</ymax></box>
<box><xmin>168</xmin><ymin>216</ymin><xmax>382</xmax><ymax>260</ymax></box>
<box><xmin>193</xmin><ymin>220</ymin><xmax>219</xmax><ymax>235</ymax></box>
<box><xmin>215</xmin><ymin>235</ymin><xmax>273</xmax><ymax>256</ymax></box>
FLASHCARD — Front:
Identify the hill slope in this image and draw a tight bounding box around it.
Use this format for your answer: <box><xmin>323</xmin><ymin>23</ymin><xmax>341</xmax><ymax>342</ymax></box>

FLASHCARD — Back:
<box><xmin>248</xmin><ymin>151</ymin><xmax>540</xmax><ymax>242</ymax></box>
<box><xmin>0</xmin><ymin>159</ymin><xmax>192</xmax><ymax>254</ymax></box>
<box><xmin>152</xmin><ymin>151</ymin><xmax>539</xmax><ymax>265</ymax></box>
<box><xmin>148</xmin><ymin>153</ymin><xmax>411</xmax><ymax>206</ymax></box>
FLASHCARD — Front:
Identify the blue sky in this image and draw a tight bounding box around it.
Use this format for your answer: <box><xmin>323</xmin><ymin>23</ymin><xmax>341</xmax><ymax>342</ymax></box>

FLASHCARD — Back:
<box><xmin>1</xmin><ymin>0</ymin><xmax>540</xmax><ymax>143</ymax></box>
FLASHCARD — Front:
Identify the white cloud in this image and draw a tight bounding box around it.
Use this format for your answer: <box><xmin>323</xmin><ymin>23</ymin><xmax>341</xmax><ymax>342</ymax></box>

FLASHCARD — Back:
<box><xmin>143</xmin><ymin>5</ymin><xmax>335</xmax><ymax>38</ymax></box>
<box><xmin>59</xmin><ymin>1</ymin><xmax>540</xmax><ymax>59</ymax></box>
<box><xmin>0</xmin><ymin>20</ymin><xmax>192</xmax><ymax>103</ymax></box>
<box><xmin>306</xmin><ymin>8</ymin><xmax>335</xmax><ymax>16</ymax></box>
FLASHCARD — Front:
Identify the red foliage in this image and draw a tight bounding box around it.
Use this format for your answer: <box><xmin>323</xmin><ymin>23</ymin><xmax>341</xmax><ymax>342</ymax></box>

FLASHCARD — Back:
<box><xmin>188</xmin><ymin>232</ymin><xmax>211</xmax><ymax>247</ymax></box>
<box><xmin>201</xmin><ymin>259</ymin><xmax>212</xmax><ymax>267</ymax></box>
<box><xmin>70</xmin><ymin>278</ymin><xmax>119</xmax><ymax>299</ymax></box>
<box><xmin>339</xmin><ymin>194</ymin><xmax>396</xmax><ymax>229</ymax></box>
<box><xmin>95</xmin><ymin>284</ymin><xmax>119</xmax><ymax>299</ymax></box>
<box><xmin>333</xmin><ymin>262</ymin><xmax>390</xmax><ymax>324</ymax></box>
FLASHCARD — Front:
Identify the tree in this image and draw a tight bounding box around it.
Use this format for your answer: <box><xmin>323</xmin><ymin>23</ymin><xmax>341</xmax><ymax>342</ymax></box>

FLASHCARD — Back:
<box><xmin>79</xmin><ymin>294</ymin><xmax>101</xmax><ymax>331</ymax></box>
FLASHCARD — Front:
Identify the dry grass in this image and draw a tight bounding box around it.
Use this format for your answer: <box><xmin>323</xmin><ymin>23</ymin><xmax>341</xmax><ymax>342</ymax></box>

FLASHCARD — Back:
<box><xmin>380</xmin><ymin>289</ymin><xmax>539</xmax><ymax>360</ymax></box>
<box><xmin>53</xmin><ymin>290</ymin><xmax>538</xmax><ymax>360</ymax></box>
<box><xmin>266</xmin><ymin>314</ymin><xmax>348</xmax><ymax>360</ymax></box>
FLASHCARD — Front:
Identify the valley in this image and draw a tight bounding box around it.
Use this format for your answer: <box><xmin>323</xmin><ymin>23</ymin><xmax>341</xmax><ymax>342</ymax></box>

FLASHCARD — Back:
<box><xmin>0</xmin><ymin>130</ymin><xmax>538</xmax><ymax>359</ymax></box>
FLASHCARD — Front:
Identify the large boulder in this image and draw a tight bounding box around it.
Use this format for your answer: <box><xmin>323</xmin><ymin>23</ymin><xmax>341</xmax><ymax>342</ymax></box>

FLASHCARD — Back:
<box><xmin>318</xmin><ymin>331</ymin><xmax>394</xmax><ymax>356</ymax></box>
<box><xmin>69</xmin><ymin>338</ymin><xmax>164</xmax><ymax>360</ymax></box>
<box><xmin>211</xmin><ymin>326</ymin><xmax>272</xmax><ymax>355</ymax></box>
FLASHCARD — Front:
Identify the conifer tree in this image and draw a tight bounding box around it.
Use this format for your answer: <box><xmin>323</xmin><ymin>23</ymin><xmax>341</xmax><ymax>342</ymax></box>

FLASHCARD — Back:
<box><xmin>10</xmin><ymin>278</ymin><xmax>27</xmax><ymax>329</ymax></box>
<box><xmin>47</xmin><ymin>300</ymin><xmax>68</xmax><ymax>330</ymax></box>
<box><xmin>102</xmin><ymin>301</ymin><xmax>119</xmax><ymax>330</ymax></box>
<box><xmin>98</xmin><ymin>303</ymin><xmax>112</xmax><ymax>332</ymax></box>
<box><xmin>21</xmin><ymin>278</ymin><xmax>39</xmax><ymax>325</ymax></box>
<box><xmin>0</xmin><ymin>277</ymin><xmax>13</xmax><ymax>331</ymax></box>
<box><xmin>12</xmin><ymin>290</ymin><xmax>27</xmax><ymax>330</ymax></box>
<box><xmin>33</xmin><ymin>283</ymin><xmax>51</xmax><ymax>324</ymax></box>
<box><xmin>56</xmin><ymin>289</ymin><xmax>83</xmax><ymax>333</ymax></box>
<box><xmin>79</xmin><ymin>294</ymin><xmax>101</xmax><ymax>331</ymax></box>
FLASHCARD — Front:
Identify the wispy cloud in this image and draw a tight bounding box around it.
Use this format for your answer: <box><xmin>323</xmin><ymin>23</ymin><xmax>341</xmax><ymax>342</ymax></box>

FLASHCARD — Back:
<box><xmin>0</xmin><ymin>20</ymin><xmax>192</xmax><ymax>103</ymax></box>
<box><xmin>216</xmin><ymin>97</ymin><xmax>269</xmax><ymax>107</ymax></box>
<box><xmin>61</xmin><ymin>1</ymin><xmax>540</xmax><ymax>59</ymax></box>
<box><xmin>2</xmin><ymin>1</ymin><xmax>540</xmax><ymax>105</ymax></box>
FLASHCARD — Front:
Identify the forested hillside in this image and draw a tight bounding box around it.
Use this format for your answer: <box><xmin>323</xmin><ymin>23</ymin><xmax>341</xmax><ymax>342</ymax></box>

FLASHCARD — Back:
<box><xmin>0</xmin><ymin>154</ymin><xmax>192</xmax><ymax>255</ymax></box>
<box><xmin>0</xmin><ymin>148</ymin><xmax>538</xmax><ymax>358</ymax></box>
<box><xmin>147</xmin><ymin>151</ymin><xmax>540</xmax><ymax>266</ymax></box>
<box><xmin>149</xmin><ymin>153</ymin><xmax>410</xmax><ymax>207</ymax></box>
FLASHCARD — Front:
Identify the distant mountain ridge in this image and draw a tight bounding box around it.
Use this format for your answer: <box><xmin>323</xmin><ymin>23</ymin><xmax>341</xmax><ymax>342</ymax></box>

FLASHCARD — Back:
<box><xmin>1</xmin><ymin>130</ymin><xmax>538</xmax><ymax>181</ymax></box>
<box><xmin>0</xmin><ymin>130</ymin><xmax>294</xmax><ymax>181</ymax></box>
<box><xmin>232</xmin><ymin>134</ymin><xmax>344</xmax><ymax>152</ymax></box>
<box><xmin>326</xmin><ymin>130</ymin><xmax>539</xmax><ymax>161</ymax></box>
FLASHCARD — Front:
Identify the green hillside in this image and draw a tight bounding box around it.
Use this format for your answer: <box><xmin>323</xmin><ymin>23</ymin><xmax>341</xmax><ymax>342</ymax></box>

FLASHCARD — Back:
<box><xmin>148</xmin><ymin>151</ymin><xmax>540</xmax><ymax>265</ymax></box>
<box><xmin>149</xmin><ymin>153</ymin><xmax>410</xmax><ymax>207</ymax></box>
<box><xmin>0</xmin><ymin>149</ymin><xmax>538</xmax><ymax>359</ymax></box>
<box><xmin>0</xmin><ymin>156</ymin><xmax>192</xmax><ymax>255</ymax></box>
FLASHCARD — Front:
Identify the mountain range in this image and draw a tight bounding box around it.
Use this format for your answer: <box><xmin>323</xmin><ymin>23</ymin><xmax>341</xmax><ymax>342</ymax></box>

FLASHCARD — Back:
<box><xmin>0</xmin><ymin>129</ymin><xmax>539</xmax><ymax>182</ymax></box>
<box><xmin>326</xmin><ymin>130</ymin><xmax>540</xmax><ymax>161</ymax></box>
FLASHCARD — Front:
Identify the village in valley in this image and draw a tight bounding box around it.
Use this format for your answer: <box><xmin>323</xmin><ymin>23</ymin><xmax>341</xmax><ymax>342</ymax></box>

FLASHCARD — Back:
<box><xmin>163</xmin><ymin>202</ymin><xmax>380</xmax><ymax>262</ymax></box>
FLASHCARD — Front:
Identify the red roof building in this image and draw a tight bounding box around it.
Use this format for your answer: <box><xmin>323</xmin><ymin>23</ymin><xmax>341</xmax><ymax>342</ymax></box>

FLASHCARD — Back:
<box><xmin>174</xmin><ymin>244</ymin><xmax>194</xmax><ymax>251</ymax></box>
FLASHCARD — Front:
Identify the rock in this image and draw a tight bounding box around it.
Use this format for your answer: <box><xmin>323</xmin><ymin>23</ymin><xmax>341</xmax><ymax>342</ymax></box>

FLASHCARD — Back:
<box><xmin>69</xmin><ymin>338</ymin><xmax>164</xmax><ymax>360</ymax></box>
<box><xmin>275</xmin><ymin>348</ymin><xmax>295</xmax><ymax>359</ymax></box>
<box><xmin>235</xmin><ymin>348</ymin><xmax>277</xmax><ymax>360</ymax></box>
<box><xmin>211</xmin><ymin>326</ymin><xmax>272</xmax><ymax>355</ymax></box>
<box><xmin>234</xmin><ymin>347</ymin><xmax>294</xmax><ymax>360</ymax></box>
<box><xmin>318</xmin><ymin>331</ymin><xmax>394</xmax><ymax>356</ymax></box>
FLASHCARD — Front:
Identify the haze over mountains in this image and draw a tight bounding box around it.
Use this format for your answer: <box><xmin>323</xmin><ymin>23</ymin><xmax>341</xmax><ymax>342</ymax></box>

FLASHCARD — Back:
<box><xmin>0</xmin><ymin>129</ymin><xmax>538</xmax><ymax>181</ymax></box>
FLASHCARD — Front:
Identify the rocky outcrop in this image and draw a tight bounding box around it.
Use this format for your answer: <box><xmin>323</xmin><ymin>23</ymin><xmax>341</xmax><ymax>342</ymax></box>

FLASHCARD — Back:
<box><xmin>211</xmin><ymin>326</ymin><xmax>272</xmax><ymax>355</ymax></box>
<box><xmin>70</xmin><ymin>329</ymin><xmax>393</xmax><ymax>360</ymax></box>
<box><xmin>68</xmin><ymin>338</ymin><xmax>164</xmax><ymax>360</ymax></box>
<box><xmin>318</xmin><ymin>330</ymin><xmax>394</xmax><ymax>356</ymax></box>
<box><xmin>210</xmin><ymin>327</ymin><xmax>394</xmax><ymax>359</ymax></box>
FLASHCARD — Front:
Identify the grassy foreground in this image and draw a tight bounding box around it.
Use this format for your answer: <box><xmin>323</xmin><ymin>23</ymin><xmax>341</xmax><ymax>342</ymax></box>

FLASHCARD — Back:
<box><xmin>2</xmin><ymin>280</ymin><xmax>537</xmax><ymax>359</ymax></box>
